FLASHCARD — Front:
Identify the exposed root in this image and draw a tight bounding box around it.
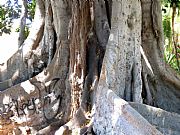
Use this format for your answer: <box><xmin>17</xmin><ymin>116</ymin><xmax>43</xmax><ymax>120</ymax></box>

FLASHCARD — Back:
<box><xmin>54</xmin><ymin>107</ymin><xmax>93</xmax><ymax>135</ymax></box>
<box><xmin>54</xmin><ymin>120</ymin><xmax>94</xmax><ymax>135</ymax></box>
<box><xmin>80</xmin><ymin>123</ymin><xmax>95</xmax><ymax>135</ymax></box>
<box><xmin>36</xmin><ymin>120</ymin><xmax>64</xmax><ymax>135</ymax></box>
<box><xmin>142</xmin><ymin>73</ymin><xmax>153</xmax><ymax>105</ymax></box>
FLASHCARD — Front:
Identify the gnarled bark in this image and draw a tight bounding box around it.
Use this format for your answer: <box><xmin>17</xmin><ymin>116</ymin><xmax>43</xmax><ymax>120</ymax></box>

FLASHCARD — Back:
<box><xmin>0</xmin><ymin>0</ymin><xmax>179</xmax><ymax>134</ymax></box>
<box><xmin>141</xmin><ymin>0</ymin><xmax>180</xmax><ymax>113</ymax></box>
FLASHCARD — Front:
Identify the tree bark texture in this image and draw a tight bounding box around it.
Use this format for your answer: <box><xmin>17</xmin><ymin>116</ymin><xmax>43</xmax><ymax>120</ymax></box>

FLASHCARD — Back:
<box><xmin>0</xmin><ymin>0</ymin><xmax>179</xmax><ymax>134</ymax></box>
<box><xmin>141</xmin><ymin>0</ymin><xmax>180</xmax><ymax>113</ymax></box>
<box><xmin>18</xmin><ymin>0</ymin><xmax>28</xmax><ymax>47</ymax></box>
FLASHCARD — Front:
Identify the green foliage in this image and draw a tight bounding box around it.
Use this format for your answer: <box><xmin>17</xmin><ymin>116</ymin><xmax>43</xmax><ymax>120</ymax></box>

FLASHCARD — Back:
<box><xmin>27</xmin><ymin>0</ymin><xmax>36</xmax><ymax>21</ymax></box>
<box><xmin>162</xmin><ymin>0</ymin><xmax>180</xmax><ymax>15</ymax></box>
<box><xmin>0</xmin><ymin>1</ymin><xmax>21</xmax><ymax>35</ymax></box>
<box><xmin>164</xmin><ymin>49</ymin><xmax>180</xmax><ymax>71</ymax></box>
<box><xmin>15</xmin><ymin>25</ymin><xmax>30</xmax><ymax>39</ymax></box>
<box><xmin>0</xmin><ymin>0</ymin><xmax>35</xmax><ymax>36</ymax></box>
<box><xmin>163</xmin><ymin>15</ymin><xmax>172</xmax><ymax>40</ymax></box>
<box><xmin>162</xmin><ymin>0</ymin><xmax>180</xmax><ymax>6</ymax></box>
<box><xmin>162</xmin><ymin>0</ymin><xmax>180</xmax><ymax>72</ymax></box>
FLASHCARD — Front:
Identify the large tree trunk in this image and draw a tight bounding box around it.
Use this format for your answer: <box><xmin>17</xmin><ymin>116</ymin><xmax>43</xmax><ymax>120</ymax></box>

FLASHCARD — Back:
<box><xmin>0</xmin><ymin>0</ymin><xmax>179</xmax><ymax>134</ymax></box>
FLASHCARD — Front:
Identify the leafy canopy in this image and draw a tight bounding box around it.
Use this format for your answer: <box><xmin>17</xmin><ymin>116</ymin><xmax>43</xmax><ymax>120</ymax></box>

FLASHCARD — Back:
<box><xmin>0</xmin><ymin>0</ymin><xmax>20</xmax><ymax>35</ymax></box>
<box><xmin>0</xmin><ymin>0</ymin><xmax>35</xmax><ymax>35</ymax></box>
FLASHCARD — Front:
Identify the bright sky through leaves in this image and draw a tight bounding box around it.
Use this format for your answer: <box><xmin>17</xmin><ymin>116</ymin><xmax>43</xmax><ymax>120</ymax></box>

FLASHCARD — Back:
<box><xmin>0</xmin><ymin>0</ymin><xmax>21</xmax><ymax>63</ymax></box>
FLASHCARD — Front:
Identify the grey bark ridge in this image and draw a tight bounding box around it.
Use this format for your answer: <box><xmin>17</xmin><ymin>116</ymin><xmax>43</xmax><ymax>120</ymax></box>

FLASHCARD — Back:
<box><xmin>130</xmin><ymin>102</ymin><xmax>180</xmax><ymax>135</ymax></box>
<box><xmin>93</xmin><ymin>81</ymin><xmax>162</xmax><ymax>135</ymax></box>
<box><xmin>103</xmin><ymin>0</ymin><xmax>142</xmax><ymax>102</ymax></box>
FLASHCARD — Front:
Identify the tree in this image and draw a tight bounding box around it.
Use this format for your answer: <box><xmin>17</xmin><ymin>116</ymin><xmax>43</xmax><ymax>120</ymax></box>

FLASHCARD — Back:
<box><xmin>18</xmin><ymin>0</ymin><xmax>36</xmax><ymax>47</ymax></box>
<box><xmin>0</xmin><ymin>0</ymin><xmax>179</xmax><ymax>134</ymax></box>
<box><xmin>162</xmin><ymin>0</ymin><xmax>180</xmax><ymax>71</ymax></box>
<box><xmin>169</xmin><ymin>1</ymin><xmax>180</xmax><ymax>69</ymax></box>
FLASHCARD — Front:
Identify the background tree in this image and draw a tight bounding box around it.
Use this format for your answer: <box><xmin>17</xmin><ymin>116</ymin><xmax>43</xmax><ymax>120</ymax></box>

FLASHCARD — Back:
<box><xmin>18</xmin><ymin>0</ymin><xmax>36</xmax><ymax>47</ymax></box>
<box><xmin>162</xmin><ymin>0</ymin><xmax>180</xmax><ymax>71</ymax></box>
